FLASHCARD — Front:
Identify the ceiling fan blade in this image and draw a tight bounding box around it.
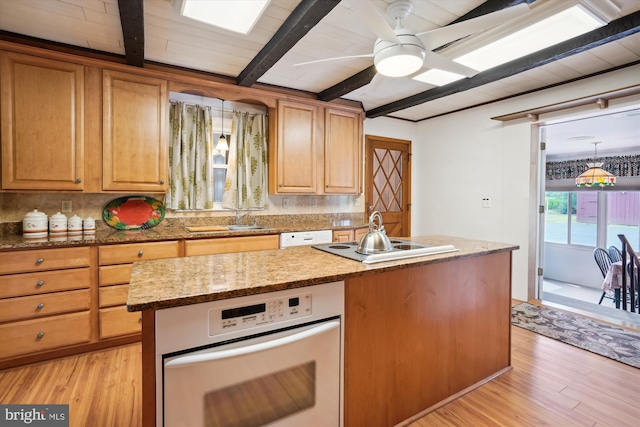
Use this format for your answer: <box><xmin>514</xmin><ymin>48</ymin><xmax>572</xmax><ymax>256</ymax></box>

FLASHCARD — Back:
<box><xmin>293</xmin><ymin>54</ymin><xmax>374</xmax><ymax>67</ymax></box>
<box><xmin>417</xmin><ymin>3</ymin><xmax>530</xmax><ymax>50</ymax></box>
<box><xmin>422</xmin><ymin>51</ymin><xmax>479</xmax><ymax>78</ymax></box>
<box><xmin>349</xmin><ymin>0</ymin><xmax>401</xmax><ymax>44</ymax></box>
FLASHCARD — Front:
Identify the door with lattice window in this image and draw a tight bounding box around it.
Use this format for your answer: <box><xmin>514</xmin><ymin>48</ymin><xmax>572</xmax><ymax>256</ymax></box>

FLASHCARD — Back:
<box><xmin>365</xmin><ymin>135</ymin><xmax>411</xmax><ymax>237</ymax></box>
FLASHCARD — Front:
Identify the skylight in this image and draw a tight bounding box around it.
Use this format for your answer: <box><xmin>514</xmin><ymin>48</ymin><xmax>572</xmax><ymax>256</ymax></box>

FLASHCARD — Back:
<box><xmin>414</xmin><ymin>4</ymin><xmax>606</xmax><ymax>86</ymax></box>
<box><xmin>172</xmin><ymin>0</ymin><xmax>270</xmax><ymax>35</ymax></box>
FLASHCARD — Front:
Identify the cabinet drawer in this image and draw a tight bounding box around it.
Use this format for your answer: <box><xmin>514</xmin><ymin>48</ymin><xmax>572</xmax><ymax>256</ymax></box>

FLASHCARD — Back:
<box><xmin>99</xmin><ymin>285</ymin><xmax>129</xmax><ymax>308</ymax></box>
<box><xmin>99</xmin><ymin>264</ymin><xmax>133</xmax><ymax>286</ymax></box>
<box><xmin>185</xmin><ymin>235</ymin><xmax>279</xmax><ymax>256</ymax></box>
<box><xmin>99</xmin><ymin>306</ymin><xmax>141</xmax><ymax>339</ymax></box>
<box><xmin>0</xmin><ymin>247</ymin><xmax>90</xmax><ymax>275</ymax></box>
<box><xmin>0</xmin><ymin>267</ymin><xmax>90</xmax><ymax>298</ymax></box>
<box><xmin>0</xmin><ymin>289</ymin><xmax>90</xmax><ymax>323</ymax></box>
<box><xmin>99</xmin><ymin>241</ymin><xmax>179</xmax><ymax>265</ymax></box>
<box><xmin>0</xmin><ymin>311</ymin><xmax>91</xmax><ymax>359</ymax></box>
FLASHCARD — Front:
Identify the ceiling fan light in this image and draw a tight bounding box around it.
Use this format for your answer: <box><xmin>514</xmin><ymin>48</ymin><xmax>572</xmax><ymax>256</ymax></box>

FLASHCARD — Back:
<box><xmin>374</xmin><ymin>45</ymin><xmax>424</xmax><ymax>77</ymax></box>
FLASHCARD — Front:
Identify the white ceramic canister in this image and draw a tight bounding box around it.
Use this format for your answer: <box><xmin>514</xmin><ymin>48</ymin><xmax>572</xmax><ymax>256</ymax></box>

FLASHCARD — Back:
<box><xmin>22</xmin><ymin>209</ymin><xmax>48</xmax><ymax>238</ymax></box>
<box><xmin>67</xmin><ymin>214</ymin><xmax>83</xmax><ymax>235</ymax></box>
<box><xmin>83</xmin><ymin>217</ymin><xmax>96</xmax><ymax>234</ymax></box>
<box><xmin>49</xmin><ymin>212</ymin><xmax>68</xmax><ymax>235</ymax></box>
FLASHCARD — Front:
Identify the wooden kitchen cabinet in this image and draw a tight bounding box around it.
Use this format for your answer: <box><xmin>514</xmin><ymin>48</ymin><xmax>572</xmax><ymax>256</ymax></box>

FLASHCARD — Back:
<box><xmin>184</xmin><ymin>235</ymin><xmax>279</xmax><ymax>257</ymax></box>
<box><xmin>333</xmin><ymin>227</ymin><xmax>368</xmax><ymax>243</ymax></box>
<box><xmin>103</xmin><ymin>69</ymin><xmax>168</xmax><ymax>192</ymax></box>
<box><xmin>324</xmin><ymin>107</ymin><xmax>362</xmax><ymax>194</ymax></box>
<box><xmin>0</xmin><ymin>247</ymin><xmax>92</xmax><ymax>361</ymax></box>
<box><xmin>98</xmin><ymin>241</ymin><xmax>180</xmax><ymax>339</ymax></box>
<box><xmin>270</xmin><ymin>100</ymin><xmax>322</xmax><ymax>194</ymax></box>
<box><xmin>270</xmin><ymin>100</ymin><xmax>363</xmax><ymax>195</ymax></box>
<box><xmin>0</xmin><ymin>51</ymin><xmax>85</xmax><ymax>190</ymax></box>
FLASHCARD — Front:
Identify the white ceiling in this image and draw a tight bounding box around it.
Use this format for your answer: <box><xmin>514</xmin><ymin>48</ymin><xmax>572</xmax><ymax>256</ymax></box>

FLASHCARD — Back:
<box><xmin>0</xmin><ymin>0</ymin><xmax>639</xmax><ymax>156</ymax></box>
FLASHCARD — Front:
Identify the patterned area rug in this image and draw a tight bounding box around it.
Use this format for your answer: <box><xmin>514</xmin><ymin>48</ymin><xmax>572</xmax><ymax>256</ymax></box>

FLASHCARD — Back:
<box><xmin>512</xmin><ymin>303</ymin><xmax>640</xmax><ymax>369</ymax></box>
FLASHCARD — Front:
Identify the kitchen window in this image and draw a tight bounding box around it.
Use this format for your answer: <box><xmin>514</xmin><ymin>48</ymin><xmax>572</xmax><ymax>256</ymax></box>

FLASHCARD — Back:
<box><xmin>167</xmin><ymin>93</ymin><xmax>267</xmax><ymax>211</ymax></box>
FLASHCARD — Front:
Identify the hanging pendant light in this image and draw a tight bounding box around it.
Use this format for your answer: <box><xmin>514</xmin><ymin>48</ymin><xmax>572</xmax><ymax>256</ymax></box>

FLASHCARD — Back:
<box><xmin>216</xmin><ymin>99</ymin><xmax>229</xmax><ymax>151</ymax></box>
<box><xmin>575</xmin><ymin>141</ymin><xmax>616</xmax><ymax>187</ymax></box>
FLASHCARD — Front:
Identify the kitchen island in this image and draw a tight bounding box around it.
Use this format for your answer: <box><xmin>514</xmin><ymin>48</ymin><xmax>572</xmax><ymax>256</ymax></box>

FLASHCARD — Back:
<box><xmin>128</xmin><ymin>235</ymin><xmax>518</xmax><ymax>427</ymax></box>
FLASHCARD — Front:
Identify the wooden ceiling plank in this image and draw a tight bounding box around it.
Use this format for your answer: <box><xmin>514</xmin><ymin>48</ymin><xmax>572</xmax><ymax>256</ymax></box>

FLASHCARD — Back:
<box><xmin>317</xmin><ymin>0</ymin><xmax>532</xmax><ymax>102</ymax></box>
<box><xmin>117</xmin><ymin>0</ymin><xmax>144</xmax><ymax>67</ymax></box>
<box><xmin>236</xmin><ymin>0</ymin><xmax>341</xmax><ymax>87</ymax></box>
<box><xmin>366</xmin><ymin>11</ymin><xmax>640</xmax><ymax>118</ymax></box>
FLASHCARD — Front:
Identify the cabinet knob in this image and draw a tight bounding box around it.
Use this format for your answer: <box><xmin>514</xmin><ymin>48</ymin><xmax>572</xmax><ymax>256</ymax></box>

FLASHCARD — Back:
<box><xmin>36</xmin><ymin>280</ymin><xmax>44</xmax><ymax>287</ymax></box>
<box><xmin>37</xmin><ymin>332</ymin><xmax>45</xmax><ymax>339</ymax></box>
<box><xmin>138</xmin><ymin>316</ymin><xmax>142</xmax><ymax>322</ymax></box>
<box><xmin>326</xmin><ymin>185</ymin><xmax>329</xmax><ymax>188</ymax></box>
<box><xmin>36</xmin><ymin>258</ymin><xmax>44</xmax><ymax>264</ymax></box>
<box><xmin>160</xmin><ymin>179</ymin><xmax>165</xmax><ymax>184</ymax></box>
<box><xmin>279</xmin><ymin>184</ymin><xmax>282</xmax><ymax>187</ymax></box>
<box><xmin>75</xmin><ymin>178</ymin><xmax>82</xmax><ymax>183</ymax></box>
<box><xmin>37</xmin><ymin>303</ymin><xmax>45</xmax><ymax>310</ymax></box>
<box><xmin>138</xmin><ymin>251</ymin><xmax>144</xmax><ymax>257</ymax></box>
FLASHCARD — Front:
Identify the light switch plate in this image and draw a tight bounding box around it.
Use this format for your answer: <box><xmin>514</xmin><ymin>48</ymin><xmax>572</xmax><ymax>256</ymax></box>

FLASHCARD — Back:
<box><xmin>62</xmin><ymin>200</ymin><xmax>72</xmax><ymax>212</ymax></box>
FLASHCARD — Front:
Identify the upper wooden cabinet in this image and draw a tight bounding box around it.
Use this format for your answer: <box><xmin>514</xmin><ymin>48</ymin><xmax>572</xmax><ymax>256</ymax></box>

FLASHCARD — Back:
<box><xmin>324</xmin><ymin>107</ymin><xmax>362</xmax><ymax>194</ymax></box>
<box><xmin>102</xmin><ymin>70</ymin><xmax>168</xmax><ymax>192</ymax></box>
<box><xmin>270</xmin><ymin>100</ymin><xmax>322</xmax><ymax>194</ymax></box>
<box><xmin>269</xmin><ymin>100</ymin><xmax>362</xmax><ymax>195</ymax></box>
<box><xmin>0</xmin><ymin>52</ymin><xmax>85</xmax><ymax>190</ymax></box>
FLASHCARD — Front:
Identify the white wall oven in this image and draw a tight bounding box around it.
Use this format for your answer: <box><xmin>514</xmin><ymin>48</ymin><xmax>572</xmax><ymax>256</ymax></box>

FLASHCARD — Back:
<box><xmin>155</xmin><ymin>281</ymin><xmax>344</xmax><ymax>427</ymax></box>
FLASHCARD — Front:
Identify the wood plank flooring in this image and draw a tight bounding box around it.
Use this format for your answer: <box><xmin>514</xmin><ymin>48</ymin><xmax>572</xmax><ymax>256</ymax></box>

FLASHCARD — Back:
<box><xmin>1</xmin><ymin>309</ymin><xmax>638</xmax><ymax>427</ymax></box>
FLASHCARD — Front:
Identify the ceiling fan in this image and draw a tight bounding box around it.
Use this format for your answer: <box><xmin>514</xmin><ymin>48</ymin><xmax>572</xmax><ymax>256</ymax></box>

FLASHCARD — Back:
<box><xmin>294</xmin><ymin>0</ymin><xmax>530</xmax><ymax>79</ymax></box>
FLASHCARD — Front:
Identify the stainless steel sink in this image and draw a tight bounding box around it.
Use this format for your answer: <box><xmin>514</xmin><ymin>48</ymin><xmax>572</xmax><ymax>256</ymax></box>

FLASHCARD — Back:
<box><xmin>227</xmin><ymin>225</ymin><xmax>270</xmax><ymax>231</ymax></box>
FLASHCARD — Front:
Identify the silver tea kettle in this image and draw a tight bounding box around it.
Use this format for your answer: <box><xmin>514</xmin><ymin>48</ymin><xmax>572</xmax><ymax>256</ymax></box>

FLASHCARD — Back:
<box><xmin>356</xmin><ymin>211</ymin><xmax>392</xmax><ymax>254</ymax></box>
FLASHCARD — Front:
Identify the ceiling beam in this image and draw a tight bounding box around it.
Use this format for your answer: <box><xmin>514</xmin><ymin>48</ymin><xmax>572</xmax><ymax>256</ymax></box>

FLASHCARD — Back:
<box><xmin>237</xmin><ymin>0</ymin><xmax>341</xmax><ymax>87</ymax></box>
<box><xmin>117</xmin><ymin>0</ymin><xmax>145</xmax><ymax>67</ymax></box>
<box><xmin>365</xmin><ymin>11</ymin><xmax>640</xmax><ymax>118</ymax></box>
<box><xmin>317</xmin><ymin>0</ymin><xmax>533</xmax><ymax>102</ymax></box>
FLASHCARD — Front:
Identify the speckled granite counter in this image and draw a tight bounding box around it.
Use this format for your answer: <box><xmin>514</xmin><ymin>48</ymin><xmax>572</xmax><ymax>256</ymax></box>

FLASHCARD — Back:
<box><xmin>127</xmin><ymin>235</ymin><xmax>518</xmax><ymax>311</ymax></box>
<box><xmin>0</xmin><ymin>216</ymin><xmax>368</xmax><ymax>250</ymax></box>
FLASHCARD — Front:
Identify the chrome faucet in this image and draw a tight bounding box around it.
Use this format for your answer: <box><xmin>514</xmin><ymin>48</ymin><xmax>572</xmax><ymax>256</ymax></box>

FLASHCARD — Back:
<box><xmin>234</xmin><ymin>210</ymin><xmax>257</xmax><ymax>226</ymax></box>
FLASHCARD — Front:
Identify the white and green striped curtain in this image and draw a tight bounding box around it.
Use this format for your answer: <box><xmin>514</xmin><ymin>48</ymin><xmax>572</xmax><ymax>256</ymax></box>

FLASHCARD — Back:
<box><xmin>222</xmin><ymin>111</ymin><xmax>268</xmax><ymax>209</ymax></box>
<box><xmin>166</xmin><ymin>102</ymin><xmax>214</xmax><ymax>210</ymax></box>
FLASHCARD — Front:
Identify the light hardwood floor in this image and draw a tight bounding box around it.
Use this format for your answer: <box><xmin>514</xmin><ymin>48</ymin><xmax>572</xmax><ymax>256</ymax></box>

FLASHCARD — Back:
<box><xmin>1</xmin><ymin>312</ymin><xmax>639</xmax><ymax>427</ymax></box>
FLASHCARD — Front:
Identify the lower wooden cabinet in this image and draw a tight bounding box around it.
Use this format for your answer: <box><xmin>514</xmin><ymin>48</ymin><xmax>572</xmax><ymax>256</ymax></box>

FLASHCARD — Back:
<box><xmin>0</xmin><ymin>311</ymin><xmax>91</xmax><ymax>359</ymax></box>
<box><xmin>184</xmin><ymin>235</ymin><xmax>279</xmax><ymax>256</ymax></box>
<box><xmin>333</xmin><ymin>227</ymin><xmax>368</xmax><ymax>243</ymax></box>
<box><xmin>99</xmin><ymin>306</ymin><xmax>142</xmax><ymax>339</ymax></box>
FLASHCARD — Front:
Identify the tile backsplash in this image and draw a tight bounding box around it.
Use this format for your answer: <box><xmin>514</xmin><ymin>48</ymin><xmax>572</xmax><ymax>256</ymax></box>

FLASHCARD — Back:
<box><xmin>0</xmin><ymin>192</ymin><xmax>365</xmax><ymax>224</ymax></box>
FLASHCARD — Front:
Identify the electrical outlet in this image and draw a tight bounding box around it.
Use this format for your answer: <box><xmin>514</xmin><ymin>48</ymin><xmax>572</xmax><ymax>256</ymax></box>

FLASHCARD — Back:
<box><xmin>312</xmin><ymin>198</ymin><xmax>318</xmax><ymax>207</ymax></box>
<box><xmin>62</xmin><ymin>200</ymin><xmax>72</xmax><ymax>213</ymax></box>
<box><xmin>282</xmin><ymin>198</ymin><xmax>289</xmax><ymax>208</ymax></box>
<box><xmin>481</xmin><ymin>198</ymin><xmax>491</xmax><ymax>208</ymax></box>
<box><xmin>353</xmin><ymin>197</ymin><xmax>359</xmax><ymax>207</ymax></box>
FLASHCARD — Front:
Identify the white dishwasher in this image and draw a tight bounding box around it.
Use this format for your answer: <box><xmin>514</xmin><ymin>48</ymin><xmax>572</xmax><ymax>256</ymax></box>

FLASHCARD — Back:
<box><xmin>279</xmin><ymin>230</ymin><xmax>333</xmax><ymax>248</ymax></box>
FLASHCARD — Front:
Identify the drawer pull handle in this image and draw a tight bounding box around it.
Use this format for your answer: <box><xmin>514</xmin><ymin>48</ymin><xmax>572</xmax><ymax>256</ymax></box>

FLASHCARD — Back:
<box><xmin>138</xmin><ymin>251</ymin><xmax>144</xmax><ymax>257</ymax></box>
<box><xmin>36</xmin><ymin>258</ymin><xmax>44</xmax><ymax>264</ymax></box>
<box><xmin>75</xmin><ymin>178</ymin><xmax>82</xmax><ymax>184</ymax></box>
<box><xmin>37</xmin><ymin>303</ymin><xmax>45</xmax><ymax>310</ymax></box>
<box><xmin>37</xmin><ymin>332</ymin><xmax>44</xmax><ymax>339</ymax></box>
<box><xmin>37</xmin><ymin>280</ymin><xmax>44</xmax><ymax>287</ymax></box>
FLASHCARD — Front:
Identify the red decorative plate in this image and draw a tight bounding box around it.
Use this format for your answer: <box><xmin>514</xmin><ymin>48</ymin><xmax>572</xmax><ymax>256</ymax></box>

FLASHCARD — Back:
<box><xmin>103</xmin><ymin>196</ymin><xmax>165</xmax><ymax>230</ymax></box>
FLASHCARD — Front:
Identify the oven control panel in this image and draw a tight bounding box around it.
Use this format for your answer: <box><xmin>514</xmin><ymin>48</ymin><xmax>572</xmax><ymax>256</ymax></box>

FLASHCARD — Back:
<box><xmin>208</xmin><ymin>292</ymin><xmax>312</xmax><ymax>336</ymax></box>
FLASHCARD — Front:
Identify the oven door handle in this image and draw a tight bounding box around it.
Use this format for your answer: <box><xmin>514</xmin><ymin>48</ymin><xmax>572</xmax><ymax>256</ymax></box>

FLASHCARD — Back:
<box><xmin>165</xmin><ymin>320</ymin><xmax>339</xmax><ymax>368</ymax></box>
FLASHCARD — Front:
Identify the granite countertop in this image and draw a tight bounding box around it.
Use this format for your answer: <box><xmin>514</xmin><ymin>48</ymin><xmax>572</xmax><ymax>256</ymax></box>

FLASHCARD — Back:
<box><xmin>127</xmin><ymin>235</ymin><xmax>519</xmax><ymax>312</ymax></box>
<box><xmin>0</xmin><ymin>218</ymin><xmax>369</xmax><ymax>250</ymax></box>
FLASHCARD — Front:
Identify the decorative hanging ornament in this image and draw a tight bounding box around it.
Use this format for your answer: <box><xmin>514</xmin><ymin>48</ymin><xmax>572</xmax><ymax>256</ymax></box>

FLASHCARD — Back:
<box><xmin>575</xmin><ymin>141</ymin><xmax>616</xmax><ymax>187</ymax></box>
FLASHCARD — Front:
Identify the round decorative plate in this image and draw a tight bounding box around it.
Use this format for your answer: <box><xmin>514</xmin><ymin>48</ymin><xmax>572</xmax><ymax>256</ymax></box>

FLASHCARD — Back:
<box><xmin>103</xmin><ymin>196</ymin><xmax>165</xmax><ymax>230</ymax></box>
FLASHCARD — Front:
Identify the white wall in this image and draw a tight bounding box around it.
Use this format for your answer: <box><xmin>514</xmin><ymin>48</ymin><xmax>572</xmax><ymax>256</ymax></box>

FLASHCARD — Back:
<box><xmin>365</xmin><ymin>64</ymin><xmax>640</xmax><ymax>301</ymax></box>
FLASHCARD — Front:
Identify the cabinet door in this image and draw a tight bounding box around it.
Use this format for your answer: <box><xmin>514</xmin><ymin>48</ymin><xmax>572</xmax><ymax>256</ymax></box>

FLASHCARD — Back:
<box><xmin>103</xmin><ymin>70</ymin><xmax>168</xmax><ymax>192</ymax></box>
<box><xmin>332</xmin><ymin>229</ymin><xmax>354</xmax><ymax>243</ymax></box>
<box><xmin>271</xmin><ymin>100</ymin><xmax>321</xmax><ymax>193</ymax></box>
<box><xmin>0</xmin><ymin>52</ymin><xmax>84</xmax><ymax>190</ymax></box>
<box><xmin>324</xmin><ymin>108</ymin><xmax>362</xmax><ymax>194</ymax></box>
